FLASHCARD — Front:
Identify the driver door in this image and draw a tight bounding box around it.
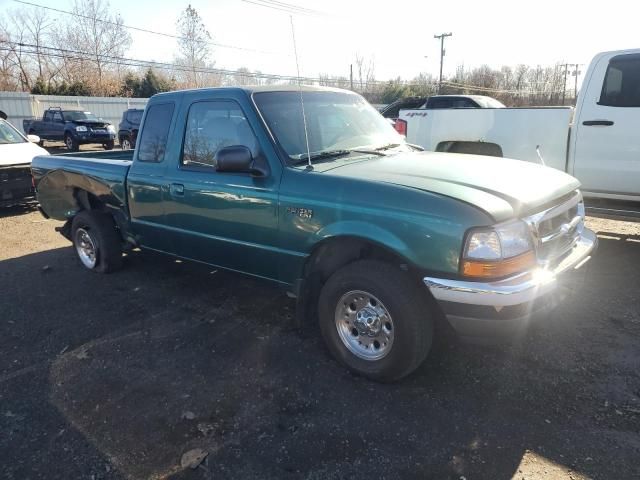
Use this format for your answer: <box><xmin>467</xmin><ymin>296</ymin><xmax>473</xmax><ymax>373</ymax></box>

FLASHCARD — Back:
<box><xmin>161</xmin><ymin>98</ymin><xmax>281</xmax><ymax>280</ymax></box>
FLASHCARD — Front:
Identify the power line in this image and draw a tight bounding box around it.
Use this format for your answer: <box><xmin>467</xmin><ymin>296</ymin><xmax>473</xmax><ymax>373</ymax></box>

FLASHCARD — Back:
<box><xmin>442</xmin><ymin>81</ymin><xmax>560</xmax><ymax>95</ymax></box>
<box><xmin>239</xmin><ymin>0</ymin><xmax>332</xmax><ymax>17</ymax></box>
<box><xmin>0</xmin><ymin>40</ymin><xmax>343</xmax><ymax>85</ymax></box>
<box><xmin>2</xmin><ymin>40</ymin><xmax>564</xmax><ymax>95</ymax></box>
<box><xmin>11</xmin><ymin>0</ymin><xmax>278</xmax><ymax>55</ymax></box>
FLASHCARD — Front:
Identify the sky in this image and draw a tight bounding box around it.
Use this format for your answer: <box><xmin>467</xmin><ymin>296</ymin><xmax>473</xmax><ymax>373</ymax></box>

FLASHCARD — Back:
<box><xmin>2</xmin><ymin>0</ymin><xmax>640</xmax><ymax>85</ymax></box>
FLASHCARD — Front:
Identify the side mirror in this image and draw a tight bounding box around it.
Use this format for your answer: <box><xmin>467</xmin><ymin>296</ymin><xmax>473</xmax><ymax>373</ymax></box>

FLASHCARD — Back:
<box><xmin>215</xmin><ymin>145</ymin><xmax>268</xmax><ymax>177</ymax></box>
<box><xmin>27</xmin><ymin>134</ymin><xmax>40</xmax><ymax>143</ymax></box>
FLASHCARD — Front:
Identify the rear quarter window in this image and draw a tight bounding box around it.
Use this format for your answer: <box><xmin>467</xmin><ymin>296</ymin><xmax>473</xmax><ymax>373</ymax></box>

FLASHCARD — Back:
<box><xmin>137</xmin><ymin>103</ymin><xmax>175</xmax><ymax>163</ymax></box>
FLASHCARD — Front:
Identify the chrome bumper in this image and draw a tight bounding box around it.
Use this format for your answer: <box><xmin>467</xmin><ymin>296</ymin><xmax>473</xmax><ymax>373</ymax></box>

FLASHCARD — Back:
<box><xmin>423</xmin><ymin>228</ymin><xmax>597</xmax><ymax>338</ymax></box>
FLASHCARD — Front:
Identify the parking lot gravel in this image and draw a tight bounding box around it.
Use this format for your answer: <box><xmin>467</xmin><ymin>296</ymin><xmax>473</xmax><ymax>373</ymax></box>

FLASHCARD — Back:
<box><xmin>1</xmin><ymin>206</ymin><xmax>639</xmax><ymax>479</ymax></box>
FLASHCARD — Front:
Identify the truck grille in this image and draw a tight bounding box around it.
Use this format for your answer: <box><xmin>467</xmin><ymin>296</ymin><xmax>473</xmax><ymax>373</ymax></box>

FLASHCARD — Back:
<box><xmin>524</xmin><ymin>190</ymin><xmax>585</xmax><ymax>266</ymax></box>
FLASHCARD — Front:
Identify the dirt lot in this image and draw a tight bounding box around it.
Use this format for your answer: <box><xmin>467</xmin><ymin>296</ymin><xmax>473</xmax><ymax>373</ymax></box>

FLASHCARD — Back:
<box><xmin>1</xmin><ymin>207</ymin><xmax>639</xmax><ymax>480</ymax></box>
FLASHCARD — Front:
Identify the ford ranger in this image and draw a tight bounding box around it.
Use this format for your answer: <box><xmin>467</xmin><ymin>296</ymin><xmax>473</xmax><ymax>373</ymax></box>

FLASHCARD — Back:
<box><xmin>31</xmin><ymin>86</ymin><xmax>597</xmax><ymax>381</ymax></box>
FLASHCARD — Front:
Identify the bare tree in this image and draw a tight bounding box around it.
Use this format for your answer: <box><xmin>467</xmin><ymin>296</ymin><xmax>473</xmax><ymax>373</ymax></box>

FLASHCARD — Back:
<box><xmin>175</xmin><ymin>5</ymin><xmax>212</xmax><ymax>88</ymax></box>
<box><xmin>354</xmin><ymin>53</ymin><xmax>375</xmax><ymax>94</ymax></box>
<box><xmin>57</xmin><ymin>0</ymin><xmax>131</xmax><ymax>95</ymax></box>
<box><xmin>0</xmin><ymin>7</ymin><xmax>58</xmax><ymax>91</ymax></box>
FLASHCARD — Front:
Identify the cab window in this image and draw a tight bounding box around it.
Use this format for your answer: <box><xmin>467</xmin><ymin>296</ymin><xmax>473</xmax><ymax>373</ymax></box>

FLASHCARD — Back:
<box><xmin>137</xmin><ymin>103</ymin><xmax>175</xmax><ymax>163</ymax></box>
<box><xmin>181</xmin><ymin>100</ymin><xmax>257</xmax><ymax>170</ymax></box>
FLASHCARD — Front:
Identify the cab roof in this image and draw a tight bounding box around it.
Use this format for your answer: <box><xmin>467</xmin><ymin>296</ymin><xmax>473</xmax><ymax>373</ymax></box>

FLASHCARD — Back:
<box><xmin>152</xmin><ymin>84</ymin><xmax>354</xmax><ymax>99</ymax></box>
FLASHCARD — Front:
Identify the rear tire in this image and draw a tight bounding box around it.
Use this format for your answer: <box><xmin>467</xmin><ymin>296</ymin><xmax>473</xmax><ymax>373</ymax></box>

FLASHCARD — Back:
<box><xmin>71</xmin><ymin>211</ymin><xmax>123</xmax><ymax>273</ymax></box>
<box><xmin>64</xmin><ymin>134</ymin><xmax>79</xmax><ymax>152</ymax></box>
<box><xmin>318</xmin><ymin>260</ymin><xmax>433</xmax><ymax>382</ymax></box>
<box><xmin>104</xmin><ymin>140</ymin><xmax>115</xmax><ymax>150</ymax></box>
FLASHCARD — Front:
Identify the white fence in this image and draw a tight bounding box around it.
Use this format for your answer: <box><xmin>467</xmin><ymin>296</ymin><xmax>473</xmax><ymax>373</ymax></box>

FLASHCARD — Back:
<box><xmin>0</xmin><ymin>92</ymin><xmax>148</xmax><ymax>133</ymax></box>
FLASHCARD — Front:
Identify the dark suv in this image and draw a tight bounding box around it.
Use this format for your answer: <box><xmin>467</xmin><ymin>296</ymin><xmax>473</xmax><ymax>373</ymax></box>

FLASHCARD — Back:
<box><xmin>118</xmin><ymin>108</ymin><xmax>143</xmax><ymax>150</ymax></box>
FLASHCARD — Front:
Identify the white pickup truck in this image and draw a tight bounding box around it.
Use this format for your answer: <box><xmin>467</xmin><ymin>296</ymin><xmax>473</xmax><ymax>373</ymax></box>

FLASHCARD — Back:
<box><xmin>397</xmin><ymin>49</ymin><xmax>640</xmax><ymax>218</ymax></box>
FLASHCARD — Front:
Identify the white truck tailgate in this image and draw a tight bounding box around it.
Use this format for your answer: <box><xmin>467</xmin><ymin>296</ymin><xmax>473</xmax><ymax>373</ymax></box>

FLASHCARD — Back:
<box><xmin>401</xmin><ymin>107</ymin><xmax>574</xmax><ymax>172</ymax></box>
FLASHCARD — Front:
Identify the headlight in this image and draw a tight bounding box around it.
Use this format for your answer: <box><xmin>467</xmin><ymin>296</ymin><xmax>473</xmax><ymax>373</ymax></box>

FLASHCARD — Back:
<box><xmin>107</xmin><ymin>125</ymin><xmax>116</xmax><ymax>133</ymax></box>
<box><xmin>75</xmin><ymin>126</ymin><xmax>87</xmax><ymax>132</ymax></box>
<box><xmin>462</xmin><ymin>219</ymin><xmax>535</xmax><ymax>279</ymax></box>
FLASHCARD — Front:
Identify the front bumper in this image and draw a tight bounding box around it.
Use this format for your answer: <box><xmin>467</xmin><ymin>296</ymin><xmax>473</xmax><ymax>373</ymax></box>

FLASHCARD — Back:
<box><xmin>75</xmin><ymin>132</ymin><xmax>115</xmax><ymax>144</ymax></box>
<box><xmin>424</xmin><ymin>228</ymin><xmax>598</xmax><ymax>340</ymax></box>
<box><xmin>1</xmin><ymin>166</ymin><xmax>35</xmax><ymax>206</ymax></box>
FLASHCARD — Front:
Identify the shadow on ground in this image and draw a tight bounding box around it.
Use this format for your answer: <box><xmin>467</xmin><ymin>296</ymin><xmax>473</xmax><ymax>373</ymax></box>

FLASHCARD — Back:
<box><xmin>0</xmin><ymin>201</ymin><xmax>38</xmax><ymax>218</ymax></box>
<box><xmin>1</xmin><ymin>235</ymin><xmax>639</xmax><ymax>479</ymax></box>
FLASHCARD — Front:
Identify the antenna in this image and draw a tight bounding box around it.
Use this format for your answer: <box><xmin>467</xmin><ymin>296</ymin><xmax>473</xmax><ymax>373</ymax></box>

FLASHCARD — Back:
<box><xmin>290</xmin><ymin>15</ymin><xmax>312</xmax><ymax>169</ymax></box>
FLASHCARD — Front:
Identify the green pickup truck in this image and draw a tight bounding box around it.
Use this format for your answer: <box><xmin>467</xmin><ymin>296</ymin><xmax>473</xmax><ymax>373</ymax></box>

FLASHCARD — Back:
<box><xmin>32</xmin><ymin>86</ymin><xmax>597</xmax><ymax>381</ymax></box>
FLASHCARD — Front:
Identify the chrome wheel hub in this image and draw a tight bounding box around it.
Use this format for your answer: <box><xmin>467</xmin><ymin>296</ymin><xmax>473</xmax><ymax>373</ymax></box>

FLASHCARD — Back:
<box><xmin>335</xmin><ymin>290</ymin><xmax>394</xmax><ymax>361</ymax></box>
<box><xmin>75</xmin><ymin>227</ymin><xmax>97</xmax><ymax>269</ymax></box>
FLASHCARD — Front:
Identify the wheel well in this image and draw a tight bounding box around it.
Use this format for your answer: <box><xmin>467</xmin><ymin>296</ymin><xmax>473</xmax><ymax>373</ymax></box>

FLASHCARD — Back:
<box><xmin>295</xmin><ymin>236</ymin><xmax>452</xmax><ymax>339</ymax></box>
<box><xmin>303</xmin><ymin>236</ymin><xmax>413</xmax><ymax>282</ymax></box>
<box><xmin>436</xmin><ymin>141</ymin><xmax>503</xmax><ymax>157</ymax></box>
<box><xmin>295</xmin><ymin>236</ymin><xmax>427</xmax><ymax>328</ymax></box>
<box><xmin>70</xmin><ymin>189</ymin><xmax>130</xmax><ymax>246</ymax></box>
<box><xmin>74</xmin><ymin>189</ymin><xmax>104</xmax><ymax>212</ymax></box>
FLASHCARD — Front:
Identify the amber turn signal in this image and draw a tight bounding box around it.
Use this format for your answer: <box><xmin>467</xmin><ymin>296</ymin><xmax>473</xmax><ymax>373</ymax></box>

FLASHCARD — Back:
<box><xmin>462</xmin><ymin>250</ymin><xmax>536</xmax><ymax>279</ymax></box>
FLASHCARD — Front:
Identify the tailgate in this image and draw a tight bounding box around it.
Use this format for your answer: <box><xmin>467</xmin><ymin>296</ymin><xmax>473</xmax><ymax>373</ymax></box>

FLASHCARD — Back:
<box><xmin>399</xmin><ymin>107</ymin><xmax>574</xmax><ymax>172</ymax></box>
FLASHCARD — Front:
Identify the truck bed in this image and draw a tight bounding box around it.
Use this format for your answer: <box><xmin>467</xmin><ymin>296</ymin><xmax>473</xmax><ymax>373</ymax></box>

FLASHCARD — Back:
<box><xmin>31</xmin><ymin>151</ymin><xmax>133</xmax><ymax>221</ymax></box>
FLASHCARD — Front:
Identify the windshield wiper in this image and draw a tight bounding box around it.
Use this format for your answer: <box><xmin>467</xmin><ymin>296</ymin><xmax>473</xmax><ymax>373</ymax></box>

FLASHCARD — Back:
<box><xmin>290</xmin><ymin>145</ymin><xmax>402</xmax><ymax>166</ymax></box>
<box><xmin>374</xmin><ymin>143</ymin><xmax>403</xmax><ymax>151</ymax></box>
<box><xmin>290</xmin><ymin>149</ymin><xmax>352</xmax><ymax>165</ymax></box>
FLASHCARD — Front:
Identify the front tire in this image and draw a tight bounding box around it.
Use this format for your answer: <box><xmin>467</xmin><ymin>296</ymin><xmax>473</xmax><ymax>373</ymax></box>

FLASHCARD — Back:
<box><xmin>318</xmin><ymin>260</ymin><xmax>433</xmax><ymax>382</ymax></box>
<box><xmin>120</xmin><ymin>136</ymin><xmax>131</xmax><ymax>150</ymax></box>
<box><xmin>71</xmin><ymin>211</ymin><xmax>123</xmax><ymax>273</ymax></box>
<box><xmin>104</xmin><ymin>140</ymin><xmax>115</xmax><ymax>150</ymax></box>
<box><xmin>64</xmin><ymin>134</ymin><xmax>79</xmax><ymax>152</ymax></box>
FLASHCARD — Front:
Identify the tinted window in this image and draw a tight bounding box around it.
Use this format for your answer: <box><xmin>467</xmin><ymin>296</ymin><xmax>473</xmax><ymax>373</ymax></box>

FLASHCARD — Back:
<box><xmin>428</xmin><ymin>98</ymin><xmax>454</xmax><ymax>108</ymax></box>
<box><xmin>64</xmin><ymin>111</ymin><xmax>98</xmax><ymax>121</ymax></box>
<box><xmin>600</xmin><ymin>54</ymin><xmax>640</xmax><ymax>107</ymax></box>
<box><xmin>127</xmin><ymin>110</ymin><xmax>143</xmax><ymax>125</ymax></box>
<box><xmin>182</xmin><ymin>101</ymin><xmax>257</xmax><ymax>170</ymax></box>
<box><xmin>137</xmin><ymin>103</ymin><xmax>174</xmax><ymax>163</ymax></box>
<box><xmin>44</xmin><ymin>111</ymin><xmax>53</xmax><ymax>122</ymax></box>
<box><xmin>429</xmin><ymin>97</ymin><xmax>477</xmax><ymax>109</ymax></box>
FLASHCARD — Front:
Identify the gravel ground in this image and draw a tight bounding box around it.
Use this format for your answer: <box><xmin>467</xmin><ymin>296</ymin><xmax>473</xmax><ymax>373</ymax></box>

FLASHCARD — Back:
<box><xmin>0</xmin><ymin>207</ymin><xmax>639</xmax><ymax>480</ymax></box>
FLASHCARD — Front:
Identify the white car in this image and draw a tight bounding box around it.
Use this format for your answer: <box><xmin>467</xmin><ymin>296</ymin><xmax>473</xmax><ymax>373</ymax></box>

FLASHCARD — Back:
<box><xmin>0</xmin><ymin>118</ymin><xmax>48</xmax><ymax>206</ymax></box>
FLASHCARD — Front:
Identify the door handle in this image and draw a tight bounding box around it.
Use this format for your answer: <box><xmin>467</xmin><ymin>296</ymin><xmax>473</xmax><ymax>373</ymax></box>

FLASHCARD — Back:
<box><xmin>169</xmin><ymin>183</ymin><xmax>184</xmax><ymax>196</ymax></box>
<box><xmin>582</xmin><ymin>120</ymin><xmax>614</xmax><ymax>126</ymax></box>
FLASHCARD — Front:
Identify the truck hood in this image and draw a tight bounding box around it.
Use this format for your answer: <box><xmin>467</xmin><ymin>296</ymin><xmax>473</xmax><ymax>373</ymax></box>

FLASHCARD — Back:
<box><xmin>319</xmin><ymin>151</ymin><xmax>580</xmax><ymax>222</ymax></box>
<box><xmin>74</xmin><ymin>120</ymin><xmax>110</xmax><ymax>128</ymax></box>
<box><xmin>0</xmin><ymin>141</ymin><xmax>49</xmax><ymax>167</ymax></box>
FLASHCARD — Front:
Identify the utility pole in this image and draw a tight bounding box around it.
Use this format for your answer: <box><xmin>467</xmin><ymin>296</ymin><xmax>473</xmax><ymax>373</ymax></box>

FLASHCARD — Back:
<box><xmin>434</xmin><ymin>32</ymin><xmax>452</xmax><ymax>94</ymax></box>
<box><xmin>562</xmin><ymin>63</ymin><xmax>569</xmax><ymax>105</ymax></box>
<box><xmin>572</xmin><ymin>63</ymin><xmax>581</xmax><ymax>102</ymax></box>
<box><xmin>350</xmin><ymin>64</ymin><xmax>353</xmax><ymax>90</ymax></box>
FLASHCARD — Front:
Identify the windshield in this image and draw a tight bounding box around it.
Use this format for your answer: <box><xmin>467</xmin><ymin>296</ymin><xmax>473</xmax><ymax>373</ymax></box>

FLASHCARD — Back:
<box><xmin>253</xmin><ymin>91</ymin><xmax>405</xmax><ymax>164</ymax></box>
<box><xmin>127</xmin><ymin>110</ymin><xmax>143</xmax><ymax>124</ymax></box>
<box><xmin>0</xmin><ymin>119</ymin><xmax>27</xmax><ymax>144</ymax></box>
<box><xmin>64</xmin><ymin>111</ymin><xmax>99</xmax><ymax>121</ymax></box>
